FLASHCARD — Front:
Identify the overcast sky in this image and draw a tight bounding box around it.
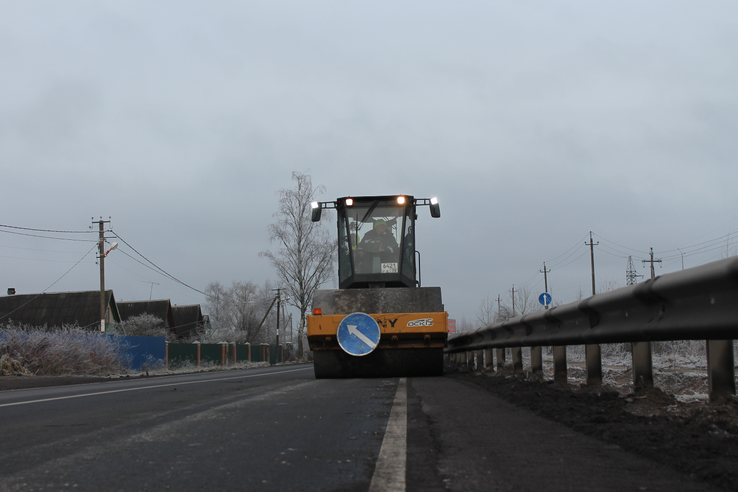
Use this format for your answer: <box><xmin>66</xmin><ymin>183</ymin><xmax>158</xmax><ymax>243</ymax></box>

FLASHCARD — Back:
<box><xmin>1</xmin><ymin>1</ymin><xmax>737</xmax><ymax>327</ymax></box>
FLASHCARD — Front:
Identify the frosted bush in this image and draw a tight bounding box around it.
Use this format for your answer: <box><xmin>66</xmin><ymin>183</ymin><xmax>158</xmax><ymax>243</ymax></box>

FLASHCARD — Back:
<box><xmin>0</xmin><ymin>324</ymin><xmax>126</xmax><ymax>376</ymax></box>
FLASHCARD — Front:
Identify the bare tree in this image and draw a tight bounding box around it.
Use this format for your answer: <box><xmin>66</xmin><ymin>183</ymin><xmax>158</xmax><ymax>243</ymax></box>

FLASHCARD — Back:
<box><xmin>476</xmin><ymin>295</ymin><xmax>497</xmax><ymax>329</ymax></box>
<box><xmin>203</xmin><ymin>281</ymin><xmax>229</xmax><ymax>330</ymax></box>
<box><xmin>457</xmin><ymin>316</ymin><xmax>475</xmax><ymax>334</ymax></box>
<box><xmin>201</xmin><ymin>280</ymin><xmax>277</xmax><ymax>344</ymax></box>
<box><xmin>514</xmin><ymin>286</ymin><xmax>538</xmax><ymax>316</ymax></box>
<box><xmin>260</xmin><ymin>172</ymin><xmax>335</xmax><ymax>358</ymax></box>
<box><xmin>227</xmin><ymin>280</ymin><xmax>259</xmax><ymax>339</ymax></box>
<box><xmin>495</xmin><ymin>286</ymin><xmax>540</xmax><ymax>323</ymax></box>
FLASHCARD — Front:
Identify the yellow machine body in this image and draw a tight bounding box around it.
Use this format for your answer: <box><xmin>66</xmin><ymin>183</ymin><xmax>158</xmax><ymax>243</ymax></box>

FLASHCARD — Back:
<box><xmin>307</xmin><ymin>311</ymin><xmax>448</xmax><ymax>351</ymax></box>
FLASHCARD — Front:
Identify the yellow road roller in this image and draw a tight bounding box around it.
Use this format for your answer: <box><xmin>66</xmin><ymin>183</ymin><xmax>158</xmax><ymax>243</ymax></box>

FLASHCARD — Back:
<box><xmin>307</xmin><ymin>195</ymin><xmax>448</xmax><ymax>378</ymax></box>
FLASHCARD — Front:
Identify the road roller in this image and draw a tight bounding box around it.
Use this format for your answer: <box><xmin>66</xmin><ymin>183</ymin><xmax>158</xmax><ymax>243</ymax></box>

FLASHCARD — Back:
<box><xmin>307</xmin><ymin>195</ymin><xmax>448</xmax><ymax>378</ymax></box>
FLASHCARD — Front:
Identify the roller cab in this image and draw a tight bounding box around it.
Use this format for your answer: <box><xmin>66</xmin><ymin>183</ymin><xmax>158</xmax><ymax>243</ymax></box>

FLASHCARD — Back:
<box><xmin>307</xmin><ymin>195</ymin><xmax>447</xmax><ymax>378</ymax></box>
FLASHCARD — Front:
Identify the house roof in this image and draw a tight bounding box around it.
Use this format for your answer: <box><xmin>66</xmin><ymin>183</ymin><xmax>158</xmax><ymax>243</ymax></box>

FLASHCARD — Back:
<box><xmin>117</xmin><ymin>300</ymin><xmax>175</xmax><ymax>328</ymax></box>
<box><xmin>0</xmin><ymin>290</ymin><xmax>119</xmax><ymax>330</ymax></box>
<box><xmin>171</xmin><ymin>304</ymin><xmax>205</xmax><ymax>338</ymax></box>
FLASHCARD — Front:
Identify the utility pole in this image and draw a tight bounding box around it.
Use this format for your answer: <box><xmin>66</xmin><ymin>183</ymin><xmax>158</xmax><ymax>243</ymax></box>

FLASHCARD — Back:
<box><xmin>540</xmin><ymin>262</ymin><xmax>551</xmax><ymax>310</ymax></box>
<box><xmin>510</xmin><ymin>284</ymin><xmax>516</xmax><ymax>317</ymax></box>
<box><xmin>584</xmin><ymin>231</ymin><xmax>602</xmax><ymax>385</ymax></box>
<box><xmin>635</xmin><ymin>248</ymin><xmax>660</xmax><ymax>389</ymax></box>
<box><xmin>93</xmin><ymin>217</ymin><xmax>111</xmax><ymax>333</ymax></box>
<box><xmin>540</xmin><ymin>262</ymin><xmax>550</xmax><ymax>293</ymax></box>
<box><xmin>273</xmin><ymin>288</ymin><xmax>282</xmax><ymax>346</ymax></box>
<box><xmin>642</xmin><ymin>248</ymin><xmax>662</xmax><ymax>280</ymax></box>
<box><xmin>586</xmin><ymin>231</ymin><xmax>599</xmax><ymax>296</ymax></box>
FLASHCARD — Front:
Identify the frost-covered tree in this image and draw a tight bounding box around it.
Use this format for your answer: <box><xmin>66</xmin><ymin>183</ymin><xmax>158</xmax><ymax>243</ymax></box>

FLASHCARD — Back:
<box><xmin>260</xmin><ymin>172</ymin><xmax>335</xmax><ymax>359</ymax></box>
<box><xmin>201</xmin><ymin>280</ymin><xmax>278</xmax><ymax>344</ymax></box>
<box><xmin>118</xmin><ymin>314</ymin><xmax>174</xmax><ymax>341</ymax></box>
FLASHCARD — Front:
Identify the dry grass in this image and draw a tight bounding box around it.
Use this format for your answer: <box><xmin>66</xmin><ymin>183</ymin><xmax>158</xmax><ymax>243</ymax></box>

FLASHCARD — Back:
<box><xmin>0</xmin><ymin>324</ymin><xmax>125</xmax><ymax>376</ymax></box>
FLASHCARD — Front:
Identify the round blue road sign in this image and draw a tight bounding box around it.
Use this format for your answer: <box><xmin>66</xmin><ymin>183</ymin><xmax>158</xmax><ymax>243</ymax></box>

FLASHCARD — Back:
<box><xmin>539</xmin><ymin>292</ymin><xmax>552</xmax><ymax>306</ymax></box>
<box><xmin>337</xmin><ymin>312</ymin><xmax>381</xmax><ymax>356</ymax></box>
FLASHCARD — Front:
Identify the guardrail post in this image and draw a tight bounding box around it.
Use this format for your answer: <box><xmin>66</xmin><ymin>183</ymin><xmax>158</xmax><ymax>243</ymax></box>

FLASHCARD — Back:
<box><xmin>496</xmin><ymin>348</ymin><xmax>505</xmax><ymax>371</ymax></box>
<box><xmin>484</xmin><ymin>348</ymin><xmax>494</xmax><ymax>370</ymax></box>
<box><xmin>585</xmin><ymin>344</ymin><xmax>602</xmax><ymax>385</ymax></box>
<box><xmin>707</xmin><ymin>340</ymin><xmax>736</xmax><ymax>401</ymax></box>
<box><xmin>512</xmin><ymin>347</ymin><xmax>523</xmax><ymax>373</ymax></box>
<box><xmin>553</xmin><ymin>345</ymin><xmax>567</xmax><ymax>385</ymax></box>
<box><xmin>632</xmin><ymin>341</ymin><xmax>653</xmax><ymax>388</ymax></box>
<box><xmin>530</xmin><ymin>346</ymin><xmax>542</xmax><ymax>375</ymax></box>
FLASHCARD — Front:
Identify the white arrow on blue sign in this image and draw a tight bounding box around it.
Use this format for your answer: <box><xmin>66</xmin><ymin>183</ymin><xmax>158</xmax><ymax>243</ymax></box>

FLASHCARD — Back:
<box><xmin>539</xmin><ymin>292</ymin><xmax>552</xmax><ymax>306</ymax></box>
<box><xmin>337</xmin><ymin>312</ymin><xmax>381</xmax><ymax>356</ymax></box>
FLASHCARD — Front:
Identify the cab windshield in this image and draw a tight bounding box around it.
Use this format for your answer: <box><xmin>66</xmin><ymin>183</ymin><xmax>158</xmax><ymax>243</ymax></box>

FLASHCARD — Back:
<box><xmin>337</xmin><ymin>197</ymin><xmax>416</xmax><ymax>288</ymax></box>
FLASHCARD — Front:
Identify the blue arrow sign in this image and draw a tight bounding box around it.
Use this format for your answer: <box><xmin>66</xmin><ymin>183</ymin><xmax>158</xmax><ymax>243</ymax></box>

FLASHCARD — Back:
<box><xmin>539</xmin><ymin>292</ymin><xmax>552</xmax><ymax>306</ymax></box>
<box><xmin>337</xmin><ymin>312</ymin><xmax>381</xmax><ymax>356</ymax></box>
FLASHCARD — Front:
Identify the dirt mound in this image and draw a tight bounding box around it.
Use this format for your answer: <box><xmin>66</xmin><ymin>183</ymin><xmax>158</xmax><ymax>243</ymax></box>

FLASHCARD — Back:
<box><xmin>448</xmin><ymin>369</ymin><xmax>738</xmax><ymax>492</ymax></box>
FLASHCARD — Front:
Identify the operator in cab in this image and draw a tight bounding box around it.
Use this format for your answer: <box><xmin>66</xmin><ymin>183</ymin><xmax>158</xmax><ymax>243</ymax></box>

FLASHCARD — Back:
<box><xmin>359</xmin><ymin>219</ymin><xmax>398</xmax><ymax>254</ymax></box>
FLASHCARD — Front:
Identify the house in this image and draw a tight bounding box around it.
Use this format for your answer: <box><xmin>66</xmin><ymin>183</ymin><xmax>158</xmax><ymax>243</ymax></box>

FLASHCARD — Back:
<box><xmin>171</xmin><ymin>304</ymin><xmax>207</xmax><ymax>339</ymax></box>
<box><xmin>116</xmin><ymin>300</ymin><xmax>176</xmax><ymax>336</ymax></box>
<box><xmin>0</xmin><ymin>290</ymin><xmax>120</xmax><ymax>331</ymax></box>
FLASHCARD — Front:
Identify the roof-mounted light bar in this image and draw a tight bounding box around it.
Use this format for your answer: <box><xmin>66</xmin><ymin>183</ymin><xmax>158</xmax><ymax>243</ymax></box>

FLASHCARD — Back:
<box><xmin>311</xmin><ymin>196</ymin><xmax>440</xmax><ymax>222</ymax></box>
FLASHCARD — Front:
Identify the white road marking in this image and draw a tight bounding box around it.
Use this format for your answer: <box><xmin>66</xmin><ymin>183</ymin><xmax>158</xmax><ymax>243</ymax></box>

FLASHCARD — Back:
<box><xmin>369</xmin><ymin>377</ymin><xmax>407</xmax><ymax>492</ymax></box>
<box><xmin>348</xmin><ymin>324</ymin><xmax>378</xmax><ymax>349</ymax></box>
<box><xmin>0</xmin><ymin>366</ymin><xmax>313</xmax><ymax>408</ymax></box>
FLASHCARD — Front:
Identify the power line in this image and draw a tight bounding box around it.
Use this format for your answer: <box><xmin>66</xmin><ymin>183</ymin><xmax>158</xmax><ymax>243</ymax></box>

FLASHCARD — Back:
<box><xmin>0</xmin><ymin>243</ymin><xmax>91</xmax><ymax>254</ymax></box>
<box><xmin>111</xmin><ymin>232</ymin><xmax>210</xmax><ymax>298</ymax></box>
<box><xmin>551</xmin><ymin>249</ymin><xmax>589</xmax><ymax>270</ymax></box>
<box><xmin>0</xmin><ymin>224</ymin><xmax>95</xmax><ymax>234</ymax></box>
<box><xmin>545</xmin><ymin>234</ymin><xmax>589</xmax><ymax>265</ymax></box>
<box><xmin>0</xmin><ymin>229</ymin><xmax>96</xmax><ymax>242</ymax></box>
<box><xmin>593</xmin><ymin>233</ymin><xmax>649</xmax><ymax>255</ymax></box>
<box><xmin>0</xmin><ymin>244</ymin><xmax>98</xmax><ymax>322</ymax></box>
<box><xmin>0</xmin><ymin>254</ymin><xmax>86</xmax><ymax>263</ymax></box>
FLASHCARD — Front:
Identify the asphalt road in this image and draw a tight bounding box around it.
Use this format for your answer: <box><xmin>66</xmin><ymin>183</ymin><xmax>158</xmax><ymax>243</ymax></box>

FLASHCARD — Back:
<box><xmin>0</xmin><ymin>365</ymin><xmax>724</xmax><ymax>491</ymax></box>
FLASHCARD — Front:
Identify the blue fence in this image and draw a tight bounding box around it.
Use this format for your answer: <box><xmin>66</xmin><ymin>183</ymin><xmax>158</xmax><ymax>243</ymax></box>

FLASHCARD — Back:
<box><xmin>108</xmin><ymin>335</ymin><xmax>166</xmax><ymax>371</ymax></box>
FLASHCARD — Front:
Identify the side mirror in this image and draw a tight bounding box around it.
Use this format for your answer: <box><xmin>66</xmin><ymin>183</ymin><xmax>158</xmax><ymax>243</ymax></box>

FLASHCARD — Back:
<box><xmin>311</xmin><ymin>201</ymin><xmax>322</xmax><ymax>222</ymax></box>
<box><xmin>429</xmin><ymin>197</ymin><xmax>441</xmax><ymax>218</ymax></box>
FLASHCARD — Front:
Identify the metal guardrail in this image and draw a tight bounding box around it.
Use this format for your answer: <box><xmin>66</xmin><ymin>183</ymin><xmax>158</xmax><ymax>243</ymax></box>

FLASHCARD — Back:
<box><xmin>445</xmin><ymin>257</ymin><xmax>738</xmax><ymax>400</ymax></box>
